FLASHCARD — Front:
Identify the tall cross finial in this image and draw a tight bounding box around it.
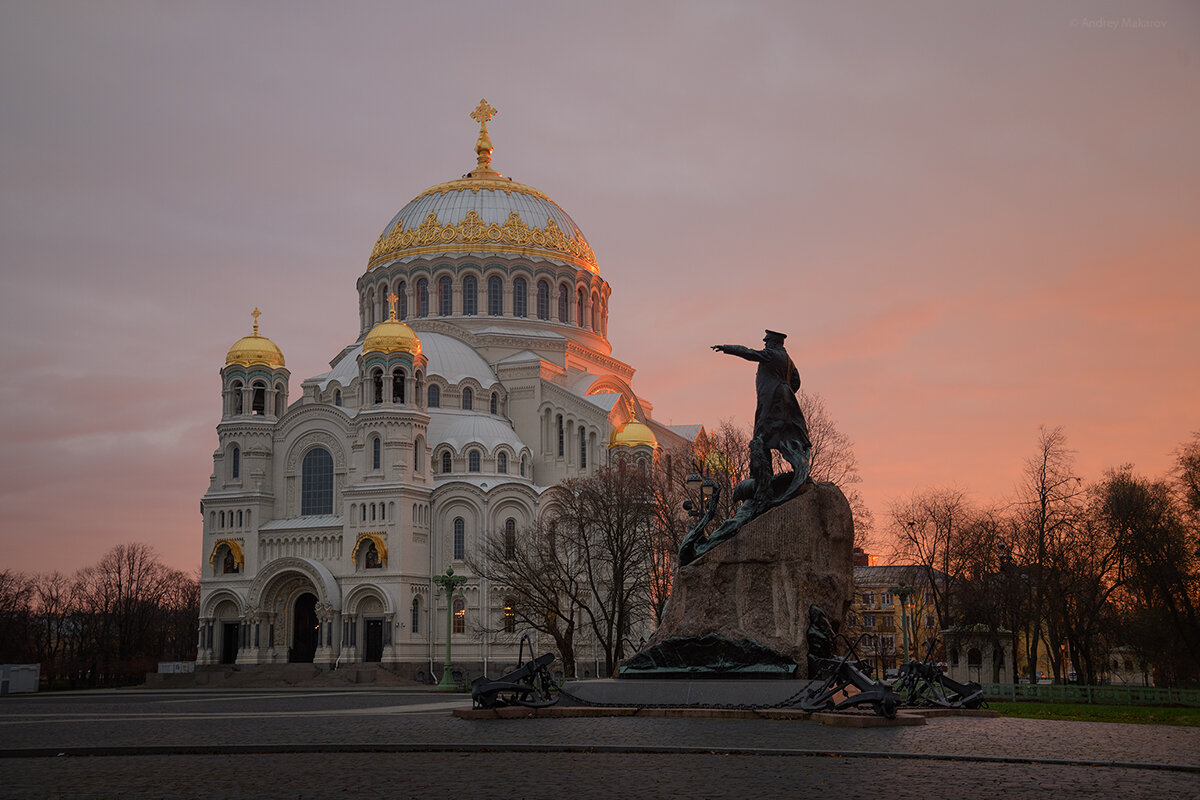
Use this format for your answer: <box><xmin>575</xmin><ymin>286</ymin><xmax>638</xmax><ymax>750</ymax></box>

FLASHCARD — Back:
<box><xmin>387</xmin><ymin>291</ymin><xmax>398</xmax><ymax>321</ymax></box>
<box><xmin>251</xmin><ymin>307</ymin><xmax>261</xmax><ymax>335</ymax></box>
<box><xmin>469</xmin><ymin>99</ymin><xmax>501</xmax><ymax>177</ymax></box>
<box><xmin>470</xmin><ymin>98</ymin><xmax>497</xmax><ymax>128</ymax></box>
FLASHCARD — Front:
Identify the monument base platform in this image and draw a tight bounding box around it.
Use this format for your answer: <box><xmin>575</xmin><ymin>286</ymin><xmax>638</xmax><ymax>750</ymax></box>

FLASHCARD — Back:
<box><xmin>557</xmin><ymin>678</ymin><xmax>816</xmax><ymax>708</ymax></box>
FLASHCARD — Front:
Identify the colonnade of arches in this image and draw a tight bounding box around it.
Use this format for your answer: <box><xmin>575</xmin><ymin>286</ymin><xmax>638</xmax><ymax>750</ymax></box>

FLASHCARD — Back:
<box><xmin>359</xmin><ymin>265</ymin><xmax>609</xmax><ymax>338</ymax></box>
<box><xmin>540</xmin><ymin>406</ymin><xmax>602</xmax><ymax>471</ymax></box>
<box><xmin>224</xmin><ymin>377</ymin><xmax>288</xmax><ymax>419</ymax></box>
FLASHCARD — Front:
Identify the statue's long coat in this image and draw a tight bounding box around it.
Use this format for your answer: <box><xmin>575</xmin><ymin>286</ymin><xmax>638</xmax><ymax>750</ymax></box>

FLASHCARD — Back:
<box><xmin>724</xmin><ymin>343</ymin><xmax>811</xmax><ymax>452</ymax></box>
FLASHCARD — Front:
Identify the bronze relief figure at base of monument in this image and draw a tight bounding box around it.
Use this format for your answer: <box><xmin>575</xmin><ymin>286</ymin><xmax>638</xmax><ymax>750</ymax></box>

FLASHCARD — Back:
<box><xmin>621</xmin><ymin>480</ymin><xmax>855</xmax><ymax>678</ymax></box>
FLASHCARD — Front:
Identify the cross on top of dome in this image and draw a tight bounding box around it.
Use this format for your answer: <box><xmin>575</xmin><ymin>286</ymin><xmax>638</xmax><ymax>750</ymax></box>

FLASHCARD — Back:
<box><xmin>470</xmin><ymin>99</ymin><xmax>500</xmax><ymax>178</ymax></box>
<box><xmin>470</xmin><ymin>99</ymin><xmax>497</xmax><ymax>127</ymax></box>
<box><xmin>387</xmin><ymin>291</ymin><xmax>398</xmax><ymax>321</ymax></box>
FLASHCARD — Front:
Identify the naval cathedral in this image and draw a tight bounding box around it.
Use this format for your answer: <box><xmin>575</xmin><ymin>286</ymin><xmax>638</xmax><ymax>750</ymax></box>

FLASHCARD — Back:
<box><xmin>198</xmin><ymin>101</ymin><xmax>694</xmax><ymax>678</ymax></box>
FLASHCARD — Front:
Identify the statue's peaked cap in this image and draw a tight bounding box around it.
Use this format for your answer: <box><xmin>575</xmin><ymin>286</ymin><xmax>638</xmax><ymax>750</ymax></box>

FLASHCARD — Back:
<box><xmin>764</xmin><ymin>329</ymin><xmax>787</xmax><ymax>341</ymax></box>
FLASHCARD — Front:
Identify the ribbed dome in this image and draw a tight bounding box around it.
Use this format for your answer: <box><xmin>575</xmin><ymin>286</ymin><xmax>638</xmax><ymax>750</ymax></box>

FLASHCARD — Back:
<box><xmin>363</xmin><ymin>318</ymin><xmax>422</xmax><ymax>356</ymax></box>
<box><xmin>368</xmin><ymin>100</ymin><xmax>597</xmax><ymax>274</ymax></box>
<box><xmin>609</xmin><ymin>420</ymin><xmax>657</xmax><ymax>449</ymax></box>
<box><xmin>225</xmin><ymin>310</ymin><xmax>285</xmax><ymax>368</ymax></box>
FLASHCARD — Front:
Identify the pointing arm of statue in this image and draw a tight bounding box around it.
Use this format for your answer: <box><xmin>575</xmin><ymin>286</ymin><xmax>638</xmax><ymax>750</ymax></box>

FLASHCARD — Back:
<box><xmin>712</xmin><ymin>344</ymin><xmax>765</xmax><ymax>362</ymax></box>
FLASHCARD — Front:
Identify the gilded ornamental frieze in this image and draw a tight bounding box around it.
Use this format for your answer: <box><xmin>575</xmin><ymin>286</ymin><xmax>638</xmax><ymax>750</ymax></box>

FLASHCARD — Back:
<box><xmin>369</xmin><ymin>210</ymin><xmax>598</xmax><ymax>272</ymax></box>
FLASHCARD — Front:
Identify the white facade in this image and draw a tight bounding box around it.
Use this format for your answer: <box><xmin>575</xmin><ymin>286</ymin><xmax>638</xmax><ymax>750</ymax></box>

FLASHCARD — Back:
<box><xmin>197</xmin><ymin>106</ymin><xmax>689</xmax><ymax>678</ymax></box>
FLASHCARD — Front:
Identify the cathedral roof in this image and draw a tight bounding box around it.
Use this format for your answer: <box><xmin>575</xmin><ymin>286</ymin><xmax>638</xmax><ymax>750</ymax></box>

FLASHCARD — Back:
<box><xmin>427</xmin><ymin>410</ymin><xmax>528</xmax><ymax>454</ymax></box>
<box><xmin>367</xmin><ymin>100</ymin><xmax>597</xmax><ymax>275</ymax></box>
<box><xmin>419</xmin><ymin>332</ymin><xmax>497</xmax><ymax>385</ymax></box>
<box><xmin>609</xmin><ymin>420</ymin><xmax>658</xmax><ymax>449</ymax></box>
<box><xmin>225</xmin><ymin>308</ymin><xmax>285</xmax><ymax>368</ymax></box>
<box><xmin>362</xmin><ymin>317</ymin><xmax>421</xmax><ymax>356</ymax></box>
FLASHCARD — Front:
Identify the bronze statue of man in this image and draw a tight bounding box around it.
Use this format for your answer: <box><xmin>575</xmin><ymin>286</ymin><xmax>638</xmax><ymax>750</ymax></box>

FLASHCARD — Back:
<box><xmin>679</xmin><ymin>330</ymin><xmax>813</xmax><ymax>566</ymax></box>
<box><xmin>712</xmin><ymin>329</ymin><xmax>811</xmax><ymax>505</ymax></box>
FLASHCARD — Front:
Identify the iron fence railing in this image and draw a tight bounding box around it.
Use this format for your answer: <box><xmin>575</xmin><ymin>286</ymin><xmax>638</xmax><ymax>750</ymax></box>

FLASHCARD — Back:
<box><xmin>983</xmin><ymin>682</ymin><xmax>1200</xmax><ymax>707</ymax></box>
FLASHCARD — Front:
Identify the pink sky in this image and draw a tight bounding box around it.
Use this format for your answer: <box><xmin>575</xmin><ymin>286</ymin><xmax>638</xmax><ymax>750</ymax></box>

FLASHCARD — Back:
<box><xmin>2</xmin><ymin>1</ymin><xmax>1197</xmax><ymax>575</ymax></box>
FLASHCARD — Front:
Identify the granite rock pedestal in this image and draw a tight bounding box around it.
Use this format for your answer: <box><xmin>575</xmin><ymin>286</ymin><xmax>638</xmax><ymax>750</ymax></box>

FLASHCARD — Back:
<box><xmin>644</xmin><ymin>481</ymin><xmax>854</xmax><ymax>672</ymax></box>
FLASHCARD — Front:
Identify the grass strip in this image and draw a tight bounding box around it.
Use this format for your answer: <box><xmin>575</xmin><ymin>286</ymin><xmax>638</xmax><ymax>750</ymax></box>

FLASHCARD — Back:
<box><xmin>989</xmin><ymin>701</ymin><xmax>1200</xmax><ymax>727</ymax></box>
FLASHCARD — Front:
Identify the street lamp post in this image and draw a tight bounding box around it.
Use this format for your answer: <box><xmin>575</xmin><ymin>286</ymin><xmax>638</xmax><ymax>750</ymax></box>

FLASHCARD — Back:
<box><xmin>890</xmin><ymin>583</ymin><xmax>915</xmax><ymax>664</ymax></box>
<box><xmin>683</xmin><ymin>472</ymin><xmax>719</xmax><ymax>523</ymax></box>
<box><xmin>433</xmin><ymin>565</ymin><xmax>468</xmax><ymax>691</ymax></box>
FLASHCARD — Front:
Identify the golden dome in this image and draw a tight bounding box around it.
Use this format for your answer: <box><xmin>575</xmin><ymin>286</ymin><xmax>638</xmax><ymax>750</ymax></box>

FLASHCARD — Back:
<box><xmin>609</xmin><ymin>420</ymin><xmax>657</xmax><ymax>449</ymax></box>
<box><xmin>225</xmin><ymin>309</ymin><xmax>285</xmax><ymax>368</ymax></box>
<box><xmin>363</xmin><ymin>293</ymin><xmax>422</xmax><ymax>356</ymax></box>
<box><xmin>367</xmin><ymin>100</ymin><xmax>597</xmax><ymax>274</ymax></box>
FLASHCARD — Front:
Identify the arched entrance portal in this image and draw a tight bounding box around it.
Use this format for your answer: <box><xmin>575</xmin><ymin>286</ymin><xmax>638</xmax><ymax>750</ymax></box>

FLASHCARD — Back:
<box><xmin>291</xmin><ymin>592</ymin><xmax>318</xmax><ymax>663</ymax></box>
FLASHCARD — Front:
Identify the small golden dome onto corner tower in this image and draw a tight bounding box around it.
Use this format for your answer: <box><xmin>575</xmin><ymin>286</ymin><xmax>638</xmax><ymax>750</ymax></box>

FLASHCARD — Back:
<box><xmin>363</xmin><ymin>292</ymin><xmax>422</xmax><ymax>356</ymax></box>
<box><xmin>225</xmin><ymin>308</ymin><xmax>286</xmax><ymax>368</ymax></box>
<box><xmin>609</xmin><ymin>420</ymin><xmax>658</xmax><ymax>449</ymax></box>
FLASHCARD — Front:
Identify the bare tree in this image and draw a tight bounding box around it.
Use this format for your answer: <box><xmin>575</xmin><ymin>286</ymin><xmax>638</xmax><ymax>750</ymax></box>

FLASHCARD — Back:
<box><xmin>0</xmin><ymin>569</ymin><xmax>33</xmax><ymax>663</ymax></box>
<box><xmin>551</xmin><ymin>463</ymin><xmax>654</xmax><ymax>676</ymax></box>
<box><xmin>646</xmin><ymin>443</ymin><xmax>694</xmax><ymax>624</ymax></box>
<box><xmin>1010</xmin><ymin>426</ymin><xmax>1086</xmax><ymax>682</ymax></box>
<box><xmin>468</xmin><ymin>521</ymin><xmax>584</xmax><ymax>678</ymax></box>
<box><xmin>73</xmin><ymin>543</ymin><xmax>176</xmax><ymax>676</ymax></box>
<box><xmin>799</xmin><ymin>391</ymin><xmax>875</xmax><ymax>546</ymax></box>
<box><xmin>890</xmin><ymin>487</ymin><xmax>984</xmax><ymax>632</ymax></box>
<box><xmin>30</xmin><ymin>571</ymin><xmax>75</xmax><ymax>684</ymax></box>
<box><xmin>1100</xmin><ymin>467</ymin><xmax>1200</xmax><ymax>683</ymax></box>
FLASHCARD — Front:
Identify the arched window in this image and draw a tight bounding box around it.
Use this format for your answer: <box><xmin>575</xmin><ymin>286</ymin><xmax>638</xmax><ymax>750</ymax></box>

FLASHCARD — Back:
<box><xmin>370</xmin><ymin>503</ymin><xmax>376</xmax><ymax>521</ymax></box>
<box><xmin>366</xmin><ymin>288</ymin><xmax>376</xmax><ymax>326</ymax></box>
<box><xmin>504</xmin><ymin>518</ymin><xmax>516</xmax><ymax>559</ymax></box>
<box><xmin>520</xmin><ymin>455</ymin><xmax>527</xmax><ymax>477</ymax></box>
<box><xmin>452</xmin><ymin>596</ymin><xmax>466</xmax><ymax>634</ymax></box>
<box><xmin>413</xmin><ymin>438</ymin><xmax>423</xmax><ymax>473</ymax></box>
<box><xmin>231</xmin><ymin>381</ymin><xmax>243</xmax><ymax>415</ymax></box>
<box><xmin>334</xmin><ymin>389</ymin><xmax>342</xmax><ymax>406</ymax></box>
<box><xmin>441</xmin><ymin>451</ymin><xmax>452</xmax><ymax>473</ymax></box>
<box><xmin>579</xmin><ymin>425</ymin><xmax>587</xmax><ymax>468</ymax></box>
<box><xmin>398</xmin><ymin>281</ymin><xmax>407</xmax><ymax>319</ymax></box>
<box><xmin>231</xmin><ymin>446</ymin><xmax>240</xmax><ymax>479</ymax></box>
<box><xmin>503</xmin><ymin>598</ymin><xmax>516</xmax><ymax>633</ymax></box>
<box><xmin>219</xmin><ymin>510</ymin><xmax>225</xmax><ymax>528</ymax></box>
<box><xmin>461</xmin><ymin>387</ymin><xmax>473</xmax><ymax>411</ymax></box>
<box><xmin>392</xmin><ymin>368</ymin><xmax>405</xmax><ymax>404</ymax></box>
<box><xmin>577</xmin><ymin>287</ymin><xmax>586</xmax><ymax>327</ymax></box>
<box><xmin>377</xmin><ymin>281</ymin><xmax>388</xmax><ymax>321</ymax></box>
<box><xmin>237</xmin><ymin>510</ymin><xmax>243</xmax><ymax>527</ymax></box>
<box><xmin>513</xmin><ymin>277</ymin><xmax>527</xmax><ymax>317</ymax></box>
<box><xmin>490</xmin><ymin>392</ymin><xmax>498</xmax><ymax>415</ymax></box>
<box><xmin>252</xmin><ymin>381</ymin><xmax>266</xmax><ymax>415</ymax></box>
<box><xmin>301</xmin><ymin>447</ymin><xmax>334</xmax><ymax>515</ymax></box>
<box><xmin>591</xmin><ymin>291</ymin><xmax>601</xmax><ymax>331</ymax></box>
<box><xmin>487</xmin><ymin>275</ymin><xmax>503</xmax><ymax>316</ymax></box>
<box><xmin>557</xmin><ymin>283</ymin><xmax>569</xmax><ymax>323</ymax></box>
<box><xmin>361</xmin><ymin>504</ymin><xmax>366</xmax><ymax>522</ymax></box>
<box><xmin>536</xmin><ymin>280</ymin><xmax>550</xmax><ymax>320</ymax></box>
<box><xmin>372</xmin><ymin>369</ymin><xmax>384</xmax><ymax>404</ymax></box>
<box><xmin>428</xmin><ymin>384</ymin><xmax>440</xmax><ymax>408</ymax></box>
<box><xmin>463</xmin><ymin>275</ymin><xmax>478</xmax><ymax>316</ymax></box>
<box><xmin>438</xmin><ymin>275</ymin><xmax>452</xmax><ymax>316</ymax></box>
<box><xmin>275</xmin><ymin>384</ymin><xmax>286</xmax><ymax>417</ymax></box>
<box><xmin>371</xmin><ymin>436</ymin><xmax>381</xmax><ymax>470</ymax></box>
<box><xmin>380</xmin><ymin>502</ymin><xmax>386</xmax><ymax>521</ymax></box>
<box><xmin>453</xmin><ymin>517</ymin><xmax>465</xmax><ymax>560</ymax></box>
<box><xmin>468</xmin><ymin>449</ymin><xmax>481</xmax><ymax>472</ymax></box>
<box><xmin>497</xmin><ymin>452</ymin><xmax>508</xmax><ymax>474</ymax></box>
<box><xmin>417</xmin><ymin>278</ymin><xmax>429</xmax><ymax>317</ymax></box>
<box><xmin>556</xmin><ymin>415</ymin><xmax>564</xmax><ymax>458</ymax></box>
<box><xmin>411</xmin><ymin>596</ymin><xmax>420</xmax><ymax>634</ymax></box>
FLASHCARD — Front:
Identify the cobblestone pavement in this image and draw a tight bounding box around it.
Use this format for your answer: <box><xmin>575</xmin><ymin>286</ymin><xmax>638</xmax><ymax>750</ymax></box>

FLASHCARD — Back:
<box><xmin>2</xmin><ymin>689</ymin><xmax>1198</xmax><ymax>799</ymax></box>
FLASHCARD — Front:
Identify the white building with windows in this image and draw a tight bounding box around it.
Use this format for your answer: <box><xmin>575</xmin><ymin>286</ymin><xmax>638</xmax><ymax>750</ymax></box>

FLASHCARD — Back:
<box><xmin>197</xmin><ymin>101</ymin><xmax>691</xmax><ymax>679</ymax></box>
